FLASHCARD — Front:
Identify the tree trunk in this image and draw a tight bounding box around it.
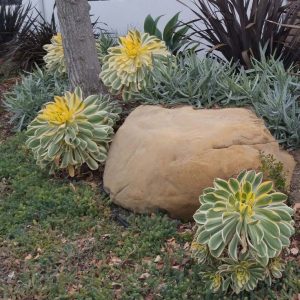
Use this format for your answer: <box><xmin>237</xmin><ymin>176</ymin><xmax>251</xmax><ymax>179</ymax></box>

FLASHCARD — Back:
<box><xmin>286</xmin><ymin>1</ymin><xmax>300</xmax><ymax>45</ymax></box>
<box><xmin>56</xmin><ymin>0</ymin><xmax>104</xmax><ymax>96</ymax></box>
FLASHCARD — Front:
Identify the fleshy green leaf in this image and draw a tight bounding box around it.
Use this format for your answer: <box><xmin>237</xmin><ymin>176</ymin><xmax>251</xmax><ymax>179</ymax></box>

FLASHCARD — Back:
<box><xmin>256</xmin><ymin>181</ymin><xmax>273</xmax><ymax>197</ymax></box>
<box><xmin>228</xmin><ymin>235</ymin><xmax>239</xmax><ymax>260</ymax></box>
<box><xmin>271</xmin><ymin>192</ymin><xmax>288</xmax><ymax>203</ymax></box>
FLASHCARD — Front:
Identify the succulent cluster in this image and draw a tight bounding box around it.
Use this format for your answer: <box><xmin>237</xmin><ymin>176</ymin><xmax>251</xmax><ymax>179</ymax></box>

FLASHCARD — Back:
<box><xmin>100</xmin><ymin>30</ymin><xmax>170</xmax><ymax>100</ymax></box>
<box><xmin>26</xmin><ymin>87</ymin><xmax>120</xmax><ymax>176</ymax></box>
<box><xmin>192</xmin><ymin>170</ymin><xmax>294</xmax><ymax>294</ymax></box>
<box><xmin>43</xmin><ymin>33</ymin><xmax>66</xmax><ymax>74</ymax></box>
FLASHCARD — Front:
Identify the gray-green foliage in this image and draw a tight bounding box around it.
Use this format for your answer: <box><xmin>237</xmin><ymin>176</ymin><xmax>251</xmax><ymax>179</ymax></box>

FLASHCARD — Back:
<box><xmin>130</xmin><ymin>54</ymin><xmax>238</xmax><ymax>108</ymax></box>
<box><xmin>254</xmin><ymin>82</ymin><xmax>300</xmax><ymax>148</ymax></box>
<box><xmin>132</xmin><ymin>52</ymin><xmax>300</xmax><ymax>148</ymax></box>
<box><xmin>248</xmin><ymin>57</ymin><xmax>300</xmax><ymax>148</ymax></box>
<box><xmin>3</xmin><ymin>66</ymin><xmax>68</xmax><ymax>131</ymax></box>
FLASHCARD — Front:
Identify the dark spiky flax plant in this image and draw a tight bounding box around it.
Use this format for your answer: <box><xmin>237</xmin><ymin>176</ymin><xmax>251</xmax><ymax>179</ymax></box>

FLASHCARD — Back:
<box><xmin>0</xmin><ymin>2</ymin><xmax>58</xmax><ymax>72</ymax></box>
<box><xmin>0</xmin><ymin>3</ymin><xmax>32</xmax><ymax>57</ymax></box>
<box><xmin>178</xmin><ymin>0</ymin><xmax>300</xmax><ymax>69</ymax></box>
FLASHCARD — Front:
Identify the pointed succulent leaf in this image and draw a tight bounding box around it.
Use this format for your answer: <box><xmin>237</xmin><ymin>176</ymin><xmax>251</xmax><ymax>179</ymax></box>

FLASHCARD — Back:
<box><xmin>228</xmin><ymin>235</ymin><xmax>239</xmax><ymax>260</ymax></box>
<box><xmin>214</xmin><ymin>178</ymin><xmax>232</xmax><ymax>193</ymax></box>
<box><xmin>197</xmin><ymin>228</ymin><xmax>211</xmax><ymax>244</ymax></box>
<box><xmin>244</xmin><ymin>170</ymin><xmax>256</xmax><ymax>184</ymax></box>
<box><xmin>255</xmin><ymin>195</ymin><xmax>272</xmax><ymax>206</ymax></box>
<box><xmin>193</xmin><ymin>211</ymin><xmax>206</xmax><ymax>224</ymax></box>
<box><xmin>252</xmin><ymin>172</ymin><xmax>263</xmax><ymax>191</ymax></box>
<box><xmin>229</xmin><ymin>178</ymin><xmax>239</xmax><ymax>193</ymax></box>
<box><xmin>271</xmin><ymin>192</ymin><xmax>288</xmax><ymax>203</ymax></box>
<box><xmin>208</xmin><ymin>231</ymin><xmax>223</xmax><ymax>250</ymax></box>
<box><xmin>237</xmin><ymin>170</ymin><xmax>247</xmax><ymax>182</ymax></box>
<box><xmin>256</xmin><ymin>181</ymin><xmax>273</xmax><ymax>197</ymax></box>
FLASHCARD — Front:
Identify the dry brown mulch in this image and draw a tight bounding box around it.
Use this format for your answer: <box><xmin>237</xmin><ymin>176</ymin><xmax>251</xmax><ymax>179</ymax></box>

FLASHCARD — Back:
<box><xmin>0</xmin><ymin>77</ymin><xmax>18</xmax><ymax>143</ymax></box>
<box><xmin>290</xmin><ymin>150</ymin><xmax>300</xmax><ymax>204</ymax></box>
<box><xmin>290</xmin><ymin>151</ymin><xmax>300</xmax><ymax>263</ymax></box>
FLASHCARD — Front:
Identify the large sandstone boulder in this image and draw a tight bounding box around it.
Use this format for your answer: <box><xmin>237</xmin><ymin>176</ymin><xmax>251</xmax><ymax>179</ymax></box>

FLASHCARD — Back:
<box><xmin>104</xmin><ymin>106</ymin><xmax>295</xmax><ymax>220</ymax></box>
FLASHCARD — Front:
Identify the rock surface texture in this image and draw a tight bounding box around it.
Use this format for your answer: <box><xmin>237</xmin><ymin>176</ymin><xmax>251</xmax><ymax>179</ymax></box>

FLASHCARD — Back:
<box><xmin>103</xmin><ymin>106</ymin><xmax>296</xmax><ymax>220</ymax></box>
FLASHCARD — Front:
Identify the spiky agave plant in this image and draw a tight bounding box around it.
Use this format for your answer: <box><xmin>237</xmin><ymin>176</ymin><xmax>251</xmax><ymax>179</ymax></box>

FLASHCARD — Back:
<box><xmin>192</xmin><ymin>170</ymin><xmax>295</xmax><ymax>293</ymax></box>
<box><xmin>26</xmin><ymin>87</ymin><xmax>120</xmax><ymax>176</ymax></box>
<box><xmin>100</xmin><ymin>29</ymin><xmax>170</xmax><ymax>100</ymax></box>
<box><xmin>43</xmin><ymin>33</ymin><xmax>66</xmax><ymax>74</ymax></box>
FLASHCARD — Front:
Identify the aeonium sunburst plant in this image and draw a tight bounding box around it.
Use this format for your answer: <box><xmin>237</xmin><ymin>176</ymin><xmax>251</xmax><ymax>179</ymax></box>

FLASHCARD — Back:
<box><xmin>191</xmin><ymin>170</ymin><xmax>295</xmax><ymax>294</ymax></box>
<box><xmin>100</xmin><ymin>29</ymin><xmax>171</xmax><ymax>100</ymax></box>
<box><xmin>26</xmin><ymin>87</ymin><xmax>120</xmax><ymax>177</ymax></box>
<box><xmin>43</xmin><ymin>33</ymin><xmax>66</xmax><ymax>74</ymax></box>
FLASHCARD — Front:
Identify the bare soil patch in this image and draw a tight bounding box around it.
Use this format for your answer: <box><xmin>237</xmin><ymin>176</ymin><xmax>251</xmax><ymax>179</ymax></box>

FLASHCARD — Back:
<box><xmin>290</xmin><ymin>150</ymin><xmax>300</xmax><ymax>204</ymax></box>
<box><xmin>0</xmin><ymin>77</ymin><xmax>17</xmax><ymax>143</ymax></box>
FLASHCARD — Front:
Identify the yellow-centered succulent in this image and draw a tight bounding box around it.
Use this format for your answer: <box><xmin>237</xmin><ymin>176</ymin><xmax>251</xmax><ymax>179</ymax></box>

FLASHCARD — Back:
<box><xmin>26</xmin><ymin>87</ymin><xmax>120</xmax><ymax>176</ymax></box>
<box><xmin>193</xmin><ymin>170</ymin><xmax>294</xmax><ymax>264</ymax></box>
<box><xmin>39</xmin><ymin>94</ymin><xmax>85</xmax><ymax>125</ymax></box>
<box><xmin>192</xmin><ymin>170</ymin><xmax>294</xmax><ymax>294</ymax></box>
<box><xmin>43</xmin><ymin>33</ymin><xmax>66</xmax><ymax>74</ymax></box>
<box><xmin>100</xmin><ymin>30</ymin><xmax>170</xmax><ymax>100</ymax></box>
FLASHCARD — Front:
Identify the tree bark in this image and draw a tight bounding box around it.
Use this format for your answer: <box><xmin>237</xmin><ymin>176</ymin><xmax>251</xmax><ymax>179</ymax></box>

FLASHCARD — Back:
<box><xmin>56</xmin><ymin>0</ymin><xmax>104</xmax><ymax>96</ymax></box>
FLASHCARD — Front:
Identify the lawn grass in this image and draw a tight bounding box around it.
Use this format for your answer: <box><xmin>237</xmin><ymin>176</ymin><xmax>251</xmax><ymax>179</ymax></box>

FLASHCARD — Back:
<box><xmin>0</xmin><ymin>133</ymin><xmax>299</xmax><ymax>299</ymax></box>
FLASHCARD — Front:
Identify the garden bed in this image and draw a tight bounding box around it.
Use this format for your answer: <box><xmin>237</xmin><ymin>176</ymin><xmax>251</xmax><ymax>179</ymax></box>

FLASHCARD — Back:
<box><xmin>0</xmin><ymin>133</ymin><xmax>299</xmax><ymax>299</ymax></box>
<box><xmin>0</xmin><ymin>78</ymin><xmax>299</xmax><ymax>299</ymax></box>
<box><xmin>1</xmin><ymin>0</ymin><xmax>300</xmax><ymax>296</ymax></box>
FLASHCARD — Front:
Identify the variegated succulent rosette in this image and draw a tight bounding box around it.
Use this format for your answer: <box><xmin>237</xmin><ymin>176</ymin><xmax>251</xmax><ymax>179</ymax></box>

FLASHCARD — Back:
<box><xmin>26</xmin><ymin>87</ymin><xmax>120</xmax><ymax>176</ymax></box>
<box><xmin>100</xmin><ymin>30</ymin><xmax>170</xmax><ymax>100</ymax></box>
<box><xmin>191</xmin><ymin>170</ymin><xmax>294</xmax><ymax>294</ymax></box>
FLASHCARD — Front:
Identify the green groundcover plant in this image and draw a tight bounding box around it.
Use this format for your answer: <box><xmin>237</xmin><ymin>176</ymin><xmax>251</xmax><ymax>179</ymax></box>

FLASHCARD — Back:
<box><xmin>192</xmin><ymin>170</ymin><xmax>295</xmax><ymax>294</ymax></box>
<box><xmin>259</xmin><ymin>152</ymin><xmax>287</xmax><ymax>193</ymax></box>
